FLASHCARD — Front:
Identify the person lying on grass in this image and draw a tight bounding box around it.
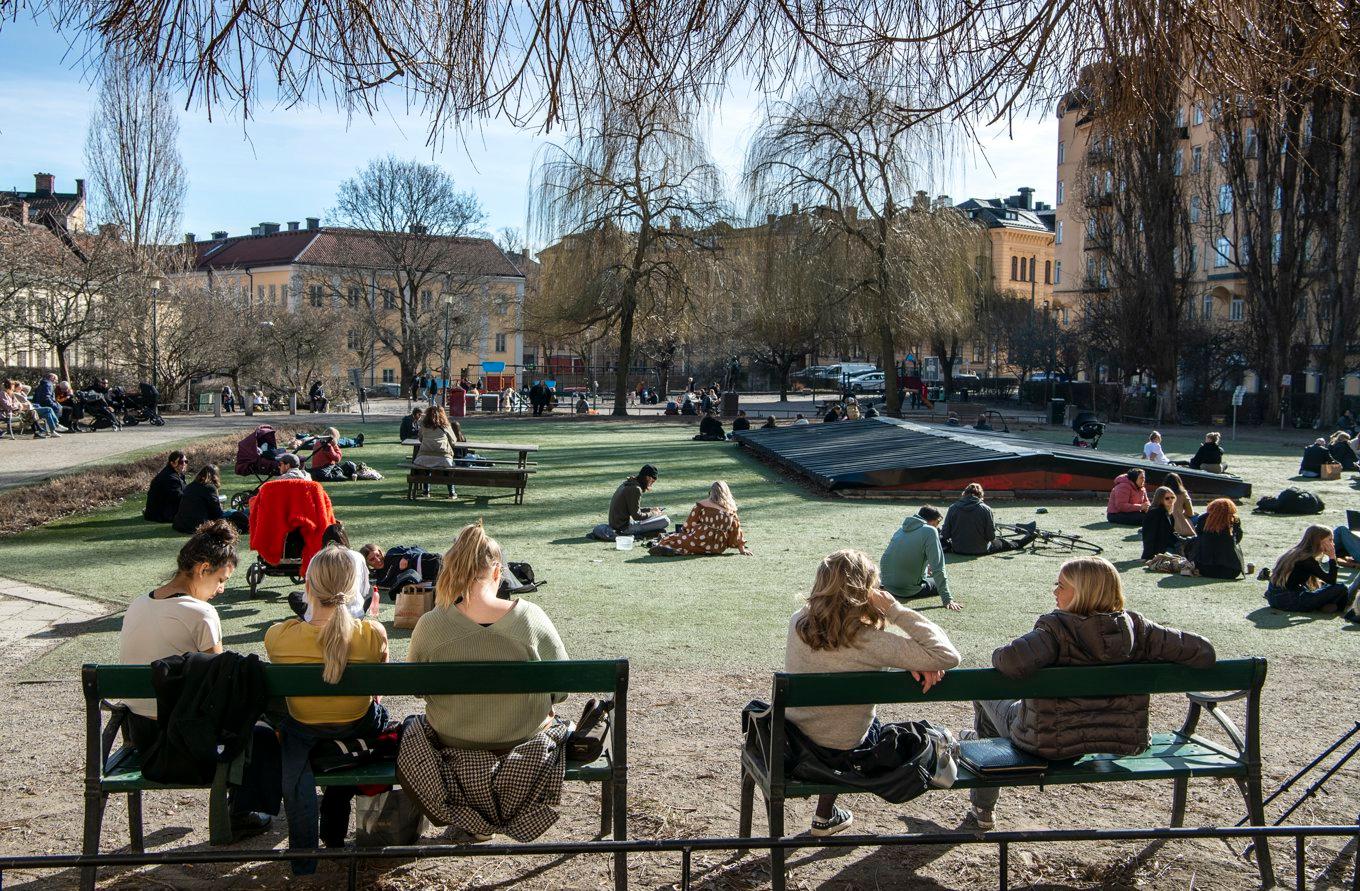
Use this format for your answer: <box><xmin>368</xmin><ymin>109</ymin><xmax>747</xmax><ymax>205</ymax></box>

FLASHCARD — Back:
<box><xmin>879</xmin><ymin>505</ymin><xmax>962</xmax><ymax>611</ymax></box>
<box><xmin>1263</xmin><ymin>525</ymin><xmax>1360</xmax><ymax>619</ymax></box>
<box><xmin>265</xmin><ymin>544</ymin><xmax>389</xmax><ymax>875</ymax></box>
<box><xmin>784</xmin><ymin>548</ymin><xmax>962</xmax><ymax>837</ymax></box>
<box><xmin>649</xmin><ymin>481</ymin><xmax>753</xmax><ymax>557</ymax></box>
<box><xmin>294</xmin><ymin>426</ymin><xmax>364</xmax><ymax>451</ymax></box>
<box><xmin>360</xmin><ymin>542</ymin><xmax>443</xmax><ymax>594</ymax></box>
<box><xmin>963</xmin><ymin>555</ymin><xmax>1215</xmax><ymax>831</ymax></box>
<box><xmin>118</xmin><ymin>520</ymin><xmax>277</xmax><ymax>841</ymax></box>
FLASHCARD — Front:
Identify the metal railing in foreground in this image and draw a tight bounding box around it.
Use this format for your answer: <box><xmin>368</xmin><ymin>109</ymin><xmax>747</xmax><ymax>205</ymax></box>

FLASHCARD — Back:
<box><xmin>1</xmin><ymin>822</ymin><xmax>1356</xmax><ymax>891</ymax></box>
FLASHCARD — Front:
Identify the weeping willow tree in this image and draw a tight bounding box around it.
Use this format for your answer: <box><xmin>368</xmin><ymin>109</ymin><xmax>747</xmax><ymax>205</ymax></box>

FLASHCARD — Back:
<box><xmin>745</xmin><ymin>86</ymin><xmax>975</xmax><ymax>415</ymax></box>
<box><xmin>530</xmin><ymin>78</ymin><xmax>724</xmax><ymax>415</ymax></box>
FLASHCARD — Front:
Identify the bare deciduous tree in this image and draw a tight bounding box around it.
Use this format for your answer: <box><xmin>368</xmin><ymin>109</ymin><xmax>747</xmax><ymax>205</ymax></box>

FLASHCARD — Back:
<box><xmin>329</xmin><ymin>156</ymin><xmax>489</xmax><ymax>391</ymax></box>
<box><xmin>84</xmin><ymin>62</ymin><xmax>186</xmax><ymax>257</ymax></box>
<box><xmin>531</xmin><ymin>83</ymin><xmax>725</xmax><ymax>415</ymax></box>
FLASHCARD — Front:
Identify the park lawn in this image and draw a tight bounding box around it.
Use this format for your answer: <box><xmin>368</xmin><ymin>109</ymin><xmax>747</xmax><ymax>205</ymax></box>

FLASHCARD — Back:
<box><xmin>1</xmin><ymin>418</ymin><xmax>1358</xmax><ymax>684</ymax></box>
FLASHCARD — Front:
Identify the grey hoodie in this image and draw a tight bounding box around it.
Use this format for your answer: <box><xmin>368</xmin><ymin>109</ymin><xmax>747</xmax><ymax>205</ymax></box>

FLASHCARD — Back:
<box><xmin>940</xmin><ymin>495</ymin><xmax>996</xmax><ymax>555</ymax></box>
<box><xmin>880</xmin><ymin>515</ymin><xmax>952</xmax><ymax>605</ymax></box>
<box><xmin>992</xmin><ymin>609</ymin><xmax>1216</xmax><ymax>759</ymax></box>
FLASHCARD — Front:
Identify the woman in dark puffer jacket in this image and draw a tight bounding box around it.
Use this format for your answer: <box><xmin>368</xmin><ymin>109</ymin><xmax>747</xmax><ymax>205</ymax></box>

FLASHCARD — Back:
<box><xmin>964</xmin><ymin>556</ymin><xmax>1215</xmax><ymax>830</ymax></box>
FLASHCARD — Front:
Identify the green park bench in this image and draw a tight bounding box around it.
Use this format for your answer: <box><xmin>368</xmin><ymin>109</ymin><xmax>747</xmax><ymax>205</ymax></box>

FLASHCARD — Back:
<box><xmin>81</xmin><ymin>659</ymin><xmax>629</xmax><ymax>891</ymax></box>
<box><xmin>739</xmin><ymin>658</ymin><xmax>1273</xmax><ymax>890</ymax></box>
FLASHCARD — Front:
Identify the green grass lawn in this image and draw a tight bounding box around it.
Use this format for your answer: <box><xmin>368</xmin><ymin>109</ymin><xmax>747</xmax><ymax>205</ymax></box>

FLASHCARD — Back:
<box><xmin>2</xmin><ymin>418</ymin><xmax>1358</xmax><ymax>682</ymax></box>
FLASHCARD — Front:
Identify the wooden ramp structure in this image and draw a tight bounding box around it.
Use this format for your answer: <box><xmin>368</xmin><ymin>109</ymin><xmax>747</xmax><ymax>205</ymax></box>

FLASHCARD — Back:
<box><xmin>733</xmin><ymin>418</ymin><xmax>1253</xmax><ymax>500</ymax></box>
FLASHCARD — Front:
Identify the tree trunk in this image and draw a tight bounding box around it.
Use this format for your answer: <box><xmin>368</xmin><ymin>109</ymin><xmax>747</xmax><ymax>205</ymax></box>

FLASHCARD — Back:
<box><xmin>778</xmin><ymin>357</ymin><xmax>793</xmax><ymax>402</ymax></box>
<box><xmin>878</xmin><ymin>321</ymin><xmax>900</xmax><ymax>416</ymax></box>
<box><xmin>55</xmin><ymin>344</ymin><xmax>71</xmax><ymax>382</ymax></box>
<box><xmin>612</xmin><ymin>291</ymin><xmax>637</xmax><ymax>416</ymax></box>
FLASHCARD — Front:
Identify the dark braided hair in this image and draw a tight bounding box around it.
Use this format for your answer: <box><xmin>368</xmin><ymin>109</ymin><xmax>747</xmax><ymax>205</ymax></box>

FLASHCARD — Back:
<box><xmin>176</xmin><ymin>519</ymin><xmax>239</xmax><ymax>574</ymax></box>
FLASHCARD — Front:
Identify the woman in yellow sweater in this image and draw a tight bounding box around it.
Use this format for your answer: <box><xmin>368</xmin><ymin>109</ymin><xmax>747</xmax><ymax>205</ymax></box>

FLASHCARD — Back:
<box><xmin>265</xmin><ymin>545</ymin><xmax>388</xmax><ymax>874</ymax></box>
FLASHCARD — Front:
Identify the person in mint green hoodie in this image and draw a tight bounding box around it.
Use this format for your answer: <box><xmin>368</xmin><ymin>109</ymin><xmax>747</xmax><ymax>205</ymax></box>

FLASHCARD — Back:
<box><xmin>879</xmin><ymin>506</ymin><xmax>963</xmax><ymax>611</ymax></box>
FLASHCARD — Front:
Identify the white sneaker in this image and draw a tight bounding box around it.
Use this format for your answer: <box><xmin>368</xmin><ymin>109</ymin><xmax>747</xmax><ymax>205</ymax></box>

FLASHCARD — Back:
<box><xmin>49</xmin><ymin>430</ymin><xmax>62</xmax><ymax>437</ymax></box>
<box><xmin>55</xmin><ymin>424</ymin><xmax>70</xmax><ymax>432</ymax></box>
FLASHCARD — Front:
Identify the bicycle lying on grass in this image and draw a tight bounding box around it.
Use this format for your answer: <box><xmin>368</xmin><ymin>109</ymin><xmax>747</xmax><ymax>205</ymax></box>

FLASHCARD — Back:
<box><xmin>998</xmin><ymin>521</ymin><xmax>1105</xmax><ymax>555</ymax></box>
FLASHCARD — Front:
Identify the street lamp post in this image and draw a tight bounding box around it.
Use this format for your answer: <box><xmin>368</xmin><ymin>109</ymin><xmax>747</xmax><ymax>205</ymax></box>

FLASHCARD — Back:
<box><xmin>442</xmin><ymin>294</ymin><xmax>454</xmax><ymax>401</ymax></box>
<box><xmin>150</xmin><ymin>287</ymin><xmax>159</xmax><ymax>393</ymax></box>
<box><xmin>1043</xmin><ymin>300</ymin><xmax>1056</xmax><ymax>406</ymax></box>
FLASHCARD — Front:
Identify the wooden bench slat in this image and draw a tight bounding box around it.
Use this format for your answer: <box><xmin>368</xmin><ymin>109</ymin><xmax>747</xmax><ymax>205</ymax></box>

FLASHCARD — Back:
<box><xmin>778</xmin><ymin>659</ymin><xmax>1265</xmax><ymax>707</ymax></box>
<box><xmin>87</xmin><ymin>660</ymin><xmax>624</xmax><ymax>699</ymax></box>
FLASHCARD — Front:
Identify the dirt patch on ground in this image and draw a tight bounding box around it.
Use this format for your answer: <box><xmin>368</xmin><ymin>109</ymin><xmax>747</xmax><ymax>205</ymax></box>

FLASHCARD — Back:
<box><xmin>0</xmin><ymin>652</ymin><xmax>1355</xmax><ymax>890</ymax></box>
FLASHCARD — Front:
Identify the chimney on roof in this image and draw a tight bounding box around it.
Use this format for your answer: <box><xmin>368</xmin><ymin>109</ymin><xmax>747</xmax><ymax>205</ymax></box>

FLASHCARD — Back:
<box><xmin>936</xmin><ymin>194</ymin><xmax>952</xmax><ymax>208</ymax></box>
<box><xmin>287</xmin><ymin>221</ymin><xmax>299</xmax><ymax>231</ymax></box>
<box><xmin>260</xmin><ymin>222</ymin><xmax>281</xmax><ymax>235</ymax></box>
<box><xmin>184</xmin><ymin>233</ymin><xmax>195</xmax><ymax>245</ymax></box>
<box><xmin>791</xmin><ymin>202</ymin><xmax>800</xmax><ymax>215</ymax></box>
<box><xmin>250</xmin><ymin>226</ymin><xmax>262</xmax><ymax>236</ymax></box>
<box><xmin>212</xmin><ymin>230</ymin><xmax>228</xmax><ymax>240</ymax></box>
<box><xmin>17</xmin><ymin>200</ymin><xmax>28</xmax><ymax>225</ymax></box>
<box><xmin>1035</xmin><ymin>201</ymin><xmax>1051</xmax><ymax>212</ymax></box>
<box><xmin>1017</xmin><ymin>186</ymin><xmax>1034</xmax><ymax>210</ymax></box>
<box><xmin>306</xmin><ymin>217</ymin><xmax>320</xmax><ymax>231</ymax></box>
<box><xmin>34</xmin><ymin>172</ymin><xmax>54</xmax><ymax>195</ymax></box>
<box><xmin>75</xmin><ymin>178</ymin><xmax>85</xmax><ymax>198</ymax></box>
<box><xmin>410</xmin><ymin>223</ymin><xmax>427</xmax><ymax>235</ymax></box>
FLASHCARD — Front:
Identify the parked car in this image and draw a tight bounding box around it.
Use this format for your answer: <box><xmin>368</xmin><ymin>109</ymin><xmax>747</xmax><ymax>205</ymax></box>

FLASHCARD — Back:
<box><xmin>363</xmin><ymin>383</ymin><xmax>402</xmax><ymax>398</ymax></box>
<box><xmin>824</xmin><ymin>363</ymin><xmax>878</xmax><ymax>386</ymax></box>
<box><xmin>793</xmin><ymin>365</ymin><xmax>830</xmax><ymax>383</ymax></box>
<box><xmin>848</xmin><ymin>371</ymin><xmax>887</xmax><ymax>393</ymax></box>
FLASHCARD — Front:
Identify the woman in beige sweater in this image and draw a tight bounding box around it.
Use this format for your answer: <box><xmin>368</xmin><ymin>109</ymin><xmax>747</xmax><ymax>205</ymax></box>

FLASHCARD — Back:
<box><xmin>784</xmin><ymin>549</ymin><xmax>962</xmax><ymax>836</ymax></box>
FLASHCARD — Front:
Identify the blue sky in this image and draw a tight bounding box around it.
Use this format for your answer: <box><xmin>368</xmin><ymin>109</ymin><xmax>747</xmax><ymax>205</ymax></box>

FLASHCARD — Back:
<box><xmin>0</xmin><ymin>15</ymin><xmax>1057</xmax><ymax>248</ymax></box>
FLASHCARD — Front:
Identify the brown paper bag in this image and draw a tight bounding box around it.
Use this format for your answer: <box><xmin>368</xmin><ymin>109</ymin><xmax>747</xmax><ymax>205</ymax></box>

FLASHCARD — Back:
<box><xmin>394</xmin><ymin>585</ymin><xmax>434</xmax><ymax>629</ymax></box>
<box><xmin>1321</xmin><ymin>462</ymin><xmax>1342</xmax><ymax>481</ymax></box>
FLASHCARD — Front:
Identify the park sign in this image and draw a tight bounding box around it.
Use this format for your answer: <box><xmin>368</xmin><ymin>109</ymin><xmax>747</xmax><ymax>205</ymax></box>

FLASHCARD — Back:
<box><xmin>1232</xmin><ymin>386</ymin><xmax>1246</xmax><ymax>406</ymax></box>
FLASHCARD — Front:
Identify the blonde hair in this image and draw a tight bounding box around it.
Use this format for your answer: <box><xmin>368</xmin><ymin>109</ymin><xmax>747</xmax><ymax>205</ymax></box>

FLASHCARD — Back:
<box><xmin>305</xmin><ymin>545</ymin><xmax>365</xmax><ymax>684</ymax></box>
<box><xmin>435</xmin><ymin>522</ymin><xmax>503</xmax><ymax>608</ymax></box>
<box><xmin>1271</xmin><ymin>525</ymin><xmax>1334</xmax><ymax>589</ymax></box>
<box><xmin>795</xmin><ymin>550</ymin><xmax>885</xmax><ymax>651</ymax></box>
<box><xmin>1205</xmin><ymin>431</ymin><xmax>1221</xmax><ymax>444</ymax></box>
<box><xmin>1060</xmin><ymin>556</ymin><xmax>1125</xmax><ymax>615</ymax></box>
<box><xmin>325</xmin><ymin>427</ymin><xmax>341</xmax><ymax>441</ymax></box>
<box><xmin>1329</xmin><ymin>431</ymin><xmax>1351</xmax><ymax>446</ymax></box>
<box><xmin>708</xmin><ymin>481</ymin><xmax>738</xmax><ymax>514</ymax></box>
<box><xmin>1149</xmin><ymin>430</ymin><xmax>1162</xmax><ymax>442</ymax></box>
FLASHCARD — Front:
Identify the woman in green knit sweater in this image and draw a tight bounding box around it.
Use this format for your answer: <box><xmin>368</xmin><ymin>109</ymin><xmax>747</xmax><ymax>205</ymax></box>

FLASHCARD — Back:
<box><xmin>408</xmin><ymin>522</ymin><xmax>569</xmax><ymax>748</ymax></box>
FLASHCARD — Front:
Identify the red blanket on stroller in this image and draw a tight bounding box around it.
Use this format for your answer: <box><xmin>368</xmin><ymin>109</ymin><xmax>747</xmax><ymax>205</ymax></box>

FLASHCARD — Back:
<box><xmin>248</xmin><ymin>479</ymin><xmax>337</xmax><ymax>574</ymax></box>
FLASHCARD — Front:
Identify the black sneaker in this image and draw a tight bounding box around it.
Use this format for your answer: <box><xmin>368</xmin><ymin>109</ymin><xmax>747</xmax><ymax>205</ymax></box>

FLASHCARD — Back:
<box><xmin>1344</xmin><ymin>610</ymin><xmax>1360</xmax><ymax>625</ymax></box>
<box><xmin>229</xmin><ymin>812</ymin><xmax>272</xmax><ymax>842</ymax></box>
<box><xmin>810</xmin><ymin>805</ymin><xmax>853</xmax><ymax>837</ymax></box>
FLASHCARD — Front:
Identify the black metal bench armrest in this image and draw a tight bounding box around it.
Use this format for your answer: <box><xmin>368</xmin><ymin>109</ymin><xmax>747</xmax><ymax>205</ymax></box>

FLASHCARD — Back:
<box><xmin>99</xmin><ymin>699</ymin><xmax>132</xmax><ymax>769</ymax></box>
<box><xmin>1180</xmin><ymin>690</ymin><xmax>1249</xmax><ymax>757</ymax></box>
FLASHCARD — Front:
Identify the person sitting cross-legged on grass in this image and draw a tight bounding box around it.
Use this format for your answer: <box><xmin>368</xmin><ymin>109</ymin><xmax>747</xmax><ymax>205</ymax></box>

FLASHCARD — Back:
<box><xmin>1185</xmin><ymin>499</ymin><xmax>1247</xmax><ymax>580</ymax></box>
<box><xmin>879</xmin><ymin>505</ymin><xmax>962</xmax><ymax>611</ymax></box>
<box><xmin>1140</xmin><ymin>486</ymin><xmax>1193</xmax><ymax>560</ymax></box>
<box><xmin>1298</xmin><ymin>438</ymin><xmax>1332</xmax><ymax>478</ymax></box>
<box><xmin>408</xmin><ymin>522</ymin><xmax>568</xmax><ymax>764</ymax></box>
<box><xmin>694</xmin><ymin>410</ymin><xmax>726</xmax><ymax>441</ymax></box>
<box><xmin>1106</xmin><ymin>469</ymin><xmax>1151</xmax><ymax>525</ymax></box>
<box><xmin>940</xmin><ymin>483</ymin><xmax>1037</xmax><ymax>555</ymax></box>
<box><xmin>1264</xmin><ymin>525</ymin><xmax>1360</xmax><ymax>615</ymax></box>
<box><xmin>174</xmin><ymin>465</ymin><xmax>248</xmax><ymax>534</ymax></box>
<box><xmin>784</xmin><ymin>549</ymin><xmax>962</xmax><ymax>837</ymax></box>
<box><xmin>649</xmin><ymin>481</ymin><xmax>753</xmax><ymax>557</ymax></box>
<box><xmin>1328</xmin><ymin>431</ymin><xmax>1359</xmax><ymax>472</ymax></box>
<box><xmin>265</xmin><ymin>545</ymin><xmax>389</xmax><ymax>874</ymax></box>
<box><xmin>118</xmin><ymin>520</ymin><xmax>278</xmax><ymax>841</ymax></box>
<box><xmin>608</xmin><ymin>464</ymin><xmax>670</xmax><ymax>538</ymax></box>
<box><xmin>731</xmin><ymin>410</ymin><xmax>751</xmax><ymax>433</ymax></box>
<box><xmin>143</xmin><ymin>451</ymin><xmax>188</xmax><ymax>523</ymax></box>
<box><xmin>963</xmin><ymin>556</ymin><xmax>1216</xmax><ymax>831</ymax></box>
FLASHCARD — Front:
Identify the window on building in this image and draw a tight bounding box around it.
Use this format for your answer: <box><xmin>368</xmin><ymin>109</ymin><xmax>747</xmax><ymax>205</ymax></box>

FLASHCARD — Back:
<box><xmin>347</xmin><ymin>286</ymin><xmax>361</xmax><ymax>308</ymax></box>
<box><xmin>420</xmin><ymin>289</ymin><xmax>432</xmax><ymax>311</ymax></box>
<box><xmin>1061</xmin><ymin>307</ymin><xmax>1070</xmax><ymax>325</ymax></box>
<box><xmin>1190</xmin><ymin>243</ymin><xmax>1200</xmax><ymax>270</ymax></box>
<box><xmin>1210</xmin><ymin>97</ymin><xmax>1222</xmax><ymax>120</ymax></box>
<box><xmin>1098</xmin><ymin>260</ymin><xmax>1109</xmax><ymax>288</ymax></box>
<box><xmin>1189</xmin><ymin>195</ymin><xmax>1201</xmax><ymax>223</ymax></box>
<box><xmin>1215</xmin><ymin>237</ymin><xmax>1232</xmax><ymax>267</ymax></box>
<box><xmin>1176</xmin><ymin>106</ymin><xmax>1186</xmax><ymax>128</ymax></box>
<box><xmin>1193</xmin><ymin>102</ymin><xmax>1204</xmax><ymax>125</ymax></box>
<box><xmin>1044</xmin><ymin>260</ymin><xmax>1052</xmax><ymax>284</ymax></box>
<box><xmin>494</xmin><ymin>332</ymin><xmax>507</xmax><ymax>353</ymax></box>
<box><xmin>496</xmin><ymin>301</ymin><xmax>508</xmax><ymax>316</ymax></box>
<box><xmin>268</xmin><ymin>284</ymin><xmax>277</xmax><ymax>304</ymax></box>
<box><xmin>257</xmin><ymin>285</ymin><xmax>265</xmax><ymax>305</ymax></box>
<box><xmin>1191</xmin><ymin>146</ymin><xmax>1202</xmax><ymax>173</ymax></box>
<box><xmin>1055</xmin><ymin>261</ymin><xmax>1062</xmax><ymax>284</ymax></box>
<box><xmin>1271</xmin><ymin>232</ymin><xmax>1282</xmax><ymax>263</ymax></box>
<box><xmin>1103</xmin><ymin>170</ymin><xmax>1113</xmax><ymax>194</ymax></box>
<box><xmin>1218</xmin><ymin>184</ymin><xmax>1233</xmax><ymax>214</ymax></box>
<box><xmin>1240</xmin><ymin>235</ymin><xmax>1251</xmax><ymax>263</ymax></box>
<box><xmin>381</xmin><ymin>368</ymin><xmax>394</xmax><ymax>383</ymax></box>
<box><xmin>1202</xmin><ymin>294</ymin><xmax>1214</xmax><ymax>319</ymax></box>
<box><xmin>346</xmin><ymin>329</ymin><xmax>359</xmax><ymax>350</ymax></box>
<box><xmin>1086</xmin><ymin>257</ymin><xmax>1096</xmax><ymax>282</ymax></box>
<box><xmin>1029</xmin><ymin>257</ymin><xmax>1036</xmax><ymax>281</ymax></box>
<box><xmin>1057</xmin><ymin>141</ymin><xmax>1066</xmax><ymax>164</ymax></box>
<box><xmin>1244</xmin><ymin>127</ymin><xmax>1258</xmax><ymax>157</ymax></box>
<box><xmin>383</xmin><ymin>292</ymin><xmax>396</xmax><ymax>311</ymax></box>
<box><xmin>1055</xmin><ymin>220</ymin><xmax>1064</xmax><ymax>244</ymax></box>
<box><xmin>1230</xmin><ymin>297</ymin><xmax>1244</xmax><ymax>321</ymax></box>
<box><xmin>1218</xmin><ymin>139</ymin><xmax>1229</xmax><ymax>165</ymax></box>
<box><xmin>1056</xmin><ymin>181</ymin><xmax>1064</xmax><ymax>205</ymax></box>
<box><xmin>1086</xmin><ymin>217</ymin><xmax>1097</xmax><ymax>238</ymax></box>
<box><xmin>309</xmin><ymin>285</ymin><xmax>324</xmax><ymax>307</ymax></box>
<box><xmin>1173</xmin><ymin>149</ymin><xmax>1183</xmax><ymax>176</ymax></box>
<box><xmin>1011</xmin><ymin>256</ymin><xmax>1018</xmax><ymax>280</ymax></box>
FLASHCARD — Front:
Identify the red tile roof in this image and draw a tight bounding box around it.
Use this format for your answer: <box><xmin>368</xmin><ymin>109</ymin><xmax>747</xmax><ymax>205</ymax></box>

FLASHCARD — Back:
<box><xmin>193</xmin><ymin>230</ymin><xmax>319</xmax><ymax>269</ymax></box>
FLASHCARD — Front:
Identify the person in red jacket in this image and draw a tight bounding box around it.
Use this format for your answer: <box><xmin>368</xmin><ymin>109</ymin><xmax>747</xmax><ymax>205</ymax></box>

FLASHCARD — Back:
<box><xmin>1106</xmin><ymin>469</ymin><xmax>1151</xmax><ymax>526</ymax></box>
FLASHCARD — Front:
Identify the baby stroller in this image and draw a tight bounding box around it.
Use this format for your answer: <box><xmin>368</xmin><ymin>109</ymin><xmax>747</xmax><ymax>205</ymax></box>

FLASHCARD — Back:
<box><xmin>244</xmin><ymin>478</ymin><xmax>346</xmax><ymax>598</ymax></box>
<box><xmin>120</xmin><ymin>383</ymin><xmax>165</xmax><ymax>427</ymax></box>
<box><xmin>1071</xmin><ymin>410</ymin><xmax>1105</xmax><ymax>449</ymax></box>
<box><xmin>78</xmin><ymin>389</ymin><xmax>120</xmax><ymax>431</ymax></box>
<box><xmin>232</xmin><ymin>426</ymin><xmax>282</xmax><ymax>510</ymax></box>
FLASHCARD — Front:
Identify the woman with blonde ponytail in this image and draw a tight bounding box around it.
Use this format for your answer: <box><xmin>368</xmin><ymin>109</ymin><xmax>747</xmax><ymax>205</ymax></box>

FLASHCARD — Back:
<box><xmin>410</xmin><ymin>522</ymin><xmax>569</xmax><ymax>749</ymax></box>
<box><xmin>265</xmin><ymin>544</ymin><xmax>389</xmax><ymax>875</ymax></box>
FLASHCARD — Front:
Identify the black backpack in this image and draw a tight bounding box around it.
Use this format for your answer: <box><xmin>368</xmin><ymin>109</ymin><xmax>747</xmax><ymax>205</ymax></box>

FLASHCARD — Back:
<box><xmin>1256</xmin><ymin>487</ymin><xmax>1325</xmax><ymax>515</ymax></box>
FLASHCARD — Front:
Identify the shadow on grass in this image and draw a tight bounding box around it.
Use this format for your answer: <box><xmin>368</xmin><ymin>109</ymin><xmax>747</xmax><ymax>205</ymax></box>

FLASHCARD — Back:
<box><xmin>1245</xmin><ymin>606</ymin><xmax>1337</xmax><ymax>629</ymax></box>
<box><xmin>1156</xmin><ymin>573</ymin><xmax>1235</xmax><ymax>589</ymax></box>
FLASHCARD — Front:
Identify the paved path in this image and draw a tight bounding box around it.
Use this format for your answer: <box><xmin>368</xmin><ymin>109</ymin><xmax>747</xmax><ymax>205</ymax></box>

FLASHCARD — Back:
<box><xmin>0</xmin><ymin>577</ymin><xmax>110</xmax><ymax>662</ymax></box>
<box><xmin>0</xmin><ymin>408</ymin><xmax>399</xmax><ymax>491</ymax></box>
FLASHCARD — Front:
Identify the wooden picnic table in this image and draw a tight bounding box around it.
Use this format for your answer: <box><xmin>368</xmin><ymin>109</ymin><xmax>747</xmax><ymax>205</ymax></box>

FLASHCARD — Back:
<box><xmin>401</xmin><ymin>438</ymin><xmax>539</xmax><ymax>467</ymax></box>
